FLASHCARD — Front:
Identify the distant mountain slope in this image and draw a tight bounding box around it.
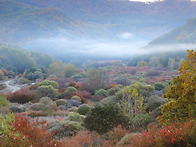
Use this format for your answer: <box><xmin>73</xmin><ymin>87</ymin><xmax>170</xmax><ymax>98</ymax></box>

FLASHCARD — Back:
<box><xmin>148</xmin><ymin>18</ymin><xmax>196</xmax><ymax>45</ymax></box>
<box><xmin>0</xmin><ymin>0</ymin><xmax>76</xmax><ymax>43</ymax></box>
<box><xmin>1</xmin><ymin>0</ymin><xmax>196</xmax><ymax>44</ymax></box>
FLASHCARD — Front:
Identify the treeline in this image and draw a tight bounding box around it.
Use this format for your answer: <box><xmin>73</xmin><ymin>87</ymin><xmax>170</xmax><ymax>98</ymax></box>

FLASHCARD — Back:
<box><xmin>128</xmin><ymin>51</ymin><xmax>187</xmax><ymax>70</ymax></box>
<box><xmin>0</xmin><ymin>43</ymin><xmax>54</xmax><ymax>73</ymax></box>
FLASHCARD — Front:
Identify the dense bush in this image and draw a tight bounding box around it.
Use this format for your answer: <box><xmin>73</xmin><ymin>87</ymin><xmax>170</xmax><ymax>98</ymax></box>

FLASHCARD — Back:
<box><xmin>18</xmin><ymin>78</ymin><xmax>31</xmax><ymax>84</ymax></box>
<box><xmin>37</xmin><ymin>85</ymin><xmax>58</xmax><ymax>100</ymax></box>
<box><xmin>62</xmin><ymin>86</ymin><xmax>77</xmax><ymax>97</ymax></box>
<box><xmin>154</xmin><ymin>82</ymin><xmax>165</xmax><ymax>91</ymax></box>
<box><xmin>38</xmin><ymin>80</ymin><xmax>59</xmax><ymax>89</ymax></box>
<box><xmin>94</xmin><ymin>89</ymin><xmax>109</xmax><ymax>97</ymax></box>
<box><xmin>0</xmin><ymin>113</ymin><xmax>61</xmax><ymax>147</ymax></box>
<box><xmin>77</xmin><ymin>104</ymin><xmax>91</xmax><ymax>115</ymax></box>
<box><xmin>70</xmin><ymin>95</ymin><xmax>81</xmax><ymax>101</ymax></box>
<box><xmin>7</xmin><ymin>88</ymin><xmax>37</xmax><ymax>104</ymax></box>
<box><xmin>0</xmin><ymin>83</ymin><xmax>7</xmax><ymax>90</ymax></box>
<box><xmin>29</xmin><ymin>103</ymin><xmax>45</xmax><ymax>111</ymax></box>
<box><xmin>108</xmin><ymin>85</ymin><xmax>123</xmax><ymax>96</ymax></box>
<box><xmin>131</xmin><ymin>113</ymin><xmax>155</xmax><ymax>129</ymax></box>
<box><xmin>67</xmin><ymin>112</ymin><xmax>84</xmax><ymax>122</ymax></box>
<box><xmin>0</xmin><ymin>95</ymin><xmax>9</xmax><ymax>108</ymax></box>
<box><xmin>119</xmin><ymin>119</ymin><xmax>196</xmax><ymax>147</ymax></box>
<box><xmin>146</xmin><ymin>70</ymin><xmax>160</xmax><ymax>76</ymax></box>
<box><xmin>146</xmin><ymin>96</ymin><xmax>167</xmax><ymax>112</ymax></box>
<box><xmin>55</xmin><ymin>99</ymin><xmax>67</xmax><ymax>106</ymax></box>
<box><xmin>0</xmin><ymin>69</ymin><xmax>4</xmax><ymax>80</ymax></box>
<box><xmin>84</xmin><ymin>102</ymin><xmax>129</xmax><ymax>134</ymax></box>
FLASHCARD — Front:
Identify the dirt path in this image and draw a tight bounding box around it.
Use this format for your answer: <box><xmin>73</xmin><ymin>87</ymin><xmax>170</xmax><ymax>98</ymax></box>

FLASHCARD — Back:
<box><xmin>0</xmin><ymin>79</ymin><xmax>23</xmax><ymax>93</ymax></box>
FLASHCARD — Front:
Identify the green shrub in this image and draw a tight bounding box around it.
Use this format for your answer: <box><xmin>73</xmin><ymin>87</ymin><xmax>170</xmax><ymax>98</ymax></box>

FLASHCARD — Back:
<box><xmin>131</xmin><ymin>113</ymin><xmax>154</xmax><ymax>129</ymax></box>
<box><xmin>18</xmin><ymin>78</ymin><xmax>31</xmax><ymax>84</ymax></box>
<box><xmin>146</xmin><ymin>96</ymin><xmax>167</xmax><ymax>112</ymax></box>
<box><xmin>77</xmin><ymin>104</ymin><xmax>91</xmax><ymax>115</ymax></box>
<box><xmin>38</xmin><ymin>80</ymin><xmax>59</xmax><ymax>89</ymax></box>
<box><xmin>0</xmin><ymin>84</ymin><xmax>7</xmax><ymax>90</ymax></box>
<box><xmin>29</xmin><ymin>103</ymin><xmax>45</xmax><ymax>111</ymax></box>
<box><xmin>62</xmin><ymin>86</ymin><xmax>77</xmax><ymax>97</ymax></box>
<box><xmin>57</xmin><ymin>120</ymin><xmax>84</xmax><ymax>137</ymax></box>
<box><xmin>0</xmin><ymin>96</ymin><xmax>9</xmax><ymax>108</ymax></box>
<box><xmin>0</xmin><ymin>70</ymin><xmax>4</xmax><ymax>80</ymax></box>
<box><xmin>94</xmin><ymin>89</ymin><xmax>109</xmax><ymax>97</ymax></box>
<box><xmin>37</xmin><ymin>85</ymin><xmax>58</xmax><ymax>100</ymax></box>
<box><xmin>39</xmin><ymin>97</ymin><xmax>53</xmax><ymax>105</ymax></box>
<box><xmin>67</xmin><ymin>112</ymin><xmax>84</xmax><ymax>122</ymax></box>
<box><xmin>84</xmin><ymin>102</ymin><xmax>129</xmax><ymax>134</ymax></box>
<box><xmin>0</xmin><ymin>113</ymin><xmax>27</xmax><ymax>146</ymax></box>
<box><xmin>154</xmin><ymin>83</ymin><xmax>165</xmax><ymax>91</ymax></box>
<box><xmin>55</xmin><ymin>99</ymin><xmax>67</xmax><ymax>106</ymax></box>
<box><xmin>107</xmin><ymin>85</ymin><xmax>123</xmax><ymax>95</ymax></box>
<box><xmin>70</xmin><ymin>95</ymin><xmax>81</xmax><ymax>101</ymax></box>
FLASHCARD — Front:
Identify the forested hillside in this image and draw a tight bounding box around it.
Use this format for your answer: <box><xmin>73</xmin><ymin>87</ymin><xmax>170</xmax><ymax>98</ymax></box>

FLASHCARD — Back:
<box><xmin>149</xmin><ymin>17</ymin><xmax>196</xmax><ymax>45</ymax></box>
<box><xmin>0</xmin><ymin>43</ymin><xmax>54</xmax><ymax>73</ymax></box>
<box><xmin>1</xmin><ymin>0</ymin><xmax>196</xmax><ymax>43</ymax></box>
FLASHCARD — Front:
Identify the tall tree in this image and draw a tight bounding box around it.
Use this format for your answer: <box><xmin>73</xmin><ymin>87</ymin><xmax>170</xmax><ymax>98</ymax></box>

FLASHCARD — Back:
<box><xmin>158</xmin><ymin>50</ymin><xmax>196</xmax><ymax>124</ymax></box>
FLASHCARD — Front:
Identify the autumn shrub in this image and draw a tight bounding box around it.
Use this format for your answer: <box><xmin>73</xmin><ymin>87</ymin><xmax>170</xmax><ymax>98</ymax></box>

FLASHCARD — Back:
<box><xmin>77</xmin><ymin>104</ymin><xmax>91</xmax><ymax>115</ymax></box>
<box><xmin>29</xmin><ymin>84</ymin><xmax>38</xmax><ymax>90</ymax></box>
<box><xmin>119</xmin><ymin>119</ymin><xmax>196</xmax><ymax>147</ymax></box>
<box><xmin>106</xmin><ymin>125</ymin><xmax>129</xmax><ymax>144</ymax></box>
<box><xmin>70</xmin><ymin>90</ymin><xmax>92</xmax><ymax>103</ymax></box>
<box><xmin>69</xmin><ymin>81</ymin><xmax>81</xmax><ymax>89</ymax></box>
<box><xmin>12</xmin><ymin>114</ymin><xmax>61</xmax><ymax>147</ymax></box>
<box><xmin>84</xmin><ymin>102</ymin><xmax>129</xmax><ymax>134</ymax></box>
<box><xmin>62</xmin><ymin>86</ymin><xmax>77</xmax><ymax>98</ymax></box>
<box><xmin>61</xmin><ymin>130</ymin><xmax>111</xmax><ymax>147</ymax></box>
<box><xmin>7</xmin><ymin>88</ymin><xmax>37</xmax><ymax>104</ymax></box>
<box><xmin>0</xmin><ymin>113</ymin><xmax>31</xmax><ymax>147</ymax></box>
<box><xmin>27</xmin><ymin>110</ymin><xmax>49</xmax><ymax>117</ymax></box>
<box><xmin>146</xmin><ymin>70</ymin><xmax>160</xmax><ymax>76</ymax></box>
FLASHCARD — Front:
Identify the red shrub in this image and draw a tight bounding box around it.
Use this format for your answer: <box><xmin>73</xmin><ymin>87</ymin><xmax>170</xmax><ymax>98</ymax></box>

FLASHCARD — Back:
<box><xmin>61</xmin><ymin>130</ymin><xmax>112</xmax><ymax>147</ymax></box>
<box><xmin>12</xmin><ymin>114</ymin><xmax>62</xmax><ymax>147</ymax></box>
<box><xmin>7</xmin><ymin>87</ymin><xmax>38</xmax><ymax>103</ymax></box>
<box><xmin>70</xmin><ymin>91</ymin><xmax>92</xmax><ymax>103</ymax></box>
<box><xmin>120</xmin><ymin>119</ymin><xmax>196</xmax><ymax>147</ymax></box>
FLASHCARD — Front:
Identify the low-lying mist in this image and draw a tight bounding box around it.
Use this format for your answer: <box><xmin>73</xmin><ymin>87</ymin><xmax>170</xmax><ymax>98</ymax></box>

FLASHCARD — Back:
<box><xmin>23</xmin><ymin>34</ymin><xmax>195</xmax><ymax>61</ymax></box>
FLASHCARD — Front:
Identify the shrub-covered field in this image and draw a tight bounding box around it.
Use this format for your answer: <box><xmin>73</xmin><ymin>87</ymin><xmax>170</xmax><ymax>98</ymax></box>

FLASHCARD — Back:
<box><xmin>0</xmin><ymin>50</ymin><xmax>195</xmax><ymax>146</ymax></box>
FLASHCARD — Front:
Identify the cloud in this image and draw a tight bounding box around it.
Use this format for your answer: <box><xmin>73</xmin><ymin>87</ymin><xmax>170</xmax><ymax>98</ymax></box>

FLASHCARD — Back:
<box><xmin>117</xmin><ymin>32</ymin><xmax>134</xmax><ymax>40</ymax></box>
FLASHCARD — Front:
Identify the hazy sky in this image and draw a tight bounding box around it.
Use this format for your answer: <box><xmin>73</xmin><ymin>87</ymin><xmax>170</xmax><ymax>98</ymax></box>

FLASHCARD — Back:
<box><xmin>129</xmin><ymin>0</ymin><xmax>156</xmax><ymax>2</ymax></box>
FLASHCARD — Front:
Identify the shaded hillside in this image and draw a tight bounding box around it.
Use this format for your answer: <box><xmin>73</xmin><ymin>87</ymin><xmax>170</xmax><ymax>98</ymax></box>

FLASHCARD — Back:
<box><xmin>148</xmin><ymin>18</ymin><xmax>196</xmax><ymax>45</ymax></box>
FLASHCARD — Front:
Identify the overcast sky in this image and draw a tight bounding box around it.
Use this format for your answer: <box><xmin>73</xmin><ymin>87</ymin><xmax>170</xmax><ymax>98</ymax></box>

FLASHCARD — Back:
<box><xmin>129</xmin><ymin>0</ymin><xmax>154</xmax><ymax>2</ymax></box>
<box><xmin>129</xmin><ymin>0</ymin><xmax>161</xmax><ymax>2</ymax></box>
